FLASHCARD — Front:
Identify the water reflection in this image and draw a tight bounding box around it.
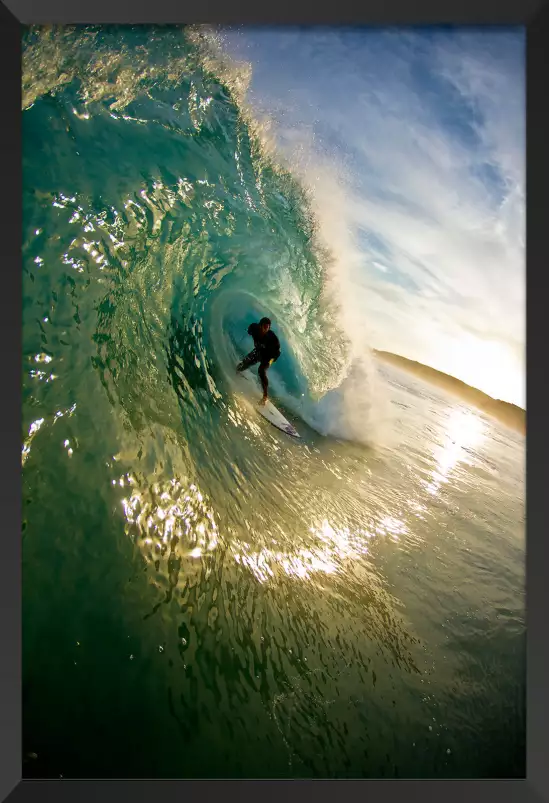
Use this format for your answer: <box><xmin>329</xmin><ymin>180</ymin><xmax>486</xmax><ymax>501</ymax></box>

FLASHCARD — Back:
<box><xmin>22</xmin><ymin>418</ymin><xmax>45</xmax><ymax>466</ymax></box>
<box><xmin>229</xmin><ymin>513</ymin><xmax>409</xmax><ymax>586</ymax></box>
<box><xmin>115</xmin><ymin>450</ymin><xmax>422</xmax><ymax>760</ymax></box>
<box><xmin>22</xmin><ymin>402</ymin><xmax>78</xmax><ymax>466</ymax></box>
<box><xmin>121</xmin><ymin>475</ymin><xmax>219</xmax><ymax>558</ymax></box>
<box><xmin>425</xmin><ymin>408</ymin><xmax>485</xmax><ymax>496</ymax></box>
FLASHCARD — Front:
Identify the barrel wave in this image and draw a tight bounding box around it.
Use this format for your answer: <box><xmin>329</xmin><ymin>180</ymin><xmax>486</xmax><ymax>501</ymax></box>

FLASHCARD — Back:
<box><xmin>23</xmin><ymin>26</ymin><xmax>362</xmax><ymax>453</ymax></box>
<box><xmin>22</xmin><ymin>25</ymin><xmax>525</xmax><ymax>780</ymax></box>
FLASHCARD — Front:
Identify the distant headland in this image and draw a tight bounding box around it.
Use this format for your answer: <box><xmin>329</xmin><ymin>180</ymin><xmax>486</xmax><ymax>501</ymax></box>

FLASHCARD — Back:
<box><xmin>374</xmin><ymin>350</ymin><xmax>526</xmax><ymax>435</ymax></box>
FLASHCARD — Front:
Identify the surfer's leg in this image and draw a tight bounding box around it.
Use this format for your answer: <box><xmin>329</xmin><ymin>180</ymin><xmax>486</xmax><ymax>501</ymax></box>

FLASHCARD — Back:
<box><xmin>258</xmin><ymin>361</ymin><xmax>269</xmax><ymax>402</ymax></box>
<box><xmin>237</xmin><ymin>348</ymin><xmax>259</xmax><ymax>372</ymax></box>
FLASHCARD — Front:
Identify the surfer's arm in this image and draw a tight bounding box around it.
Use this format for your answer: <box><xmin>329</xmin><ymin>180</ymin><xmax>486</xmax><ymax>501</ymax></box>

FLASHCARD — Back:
<box><xmin>271</xmin><ymin>335</ymin><xmax>281</xmax><ymax>362</ymax></box>
<box><xmin>265</xmin><ymin>343</ymin><xmax>280</xmax><ymax>365</ymax></box>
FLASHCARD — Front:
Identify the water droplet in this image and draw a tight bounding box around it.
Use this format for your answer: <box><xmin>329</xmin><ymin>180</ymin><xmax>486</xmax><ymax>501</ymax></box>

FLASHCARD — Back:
<box><xmin>181</xmin><ymin>638</ymin><xmax>187</xmax><ymax>646</ymax></box>
<box><xmin>158</xmin><ymin>645</ymin><xmax>164</xmax><ymax>653</ymax></box>
<box><xmin>447</xmin><ymin>748</ymin><xmax>451</xmax><ymax>754</ymax></box>
<box><xmin>428</xmin><ymin>726</ymin><xmax>433</xmax><ymax>731</ymax></box>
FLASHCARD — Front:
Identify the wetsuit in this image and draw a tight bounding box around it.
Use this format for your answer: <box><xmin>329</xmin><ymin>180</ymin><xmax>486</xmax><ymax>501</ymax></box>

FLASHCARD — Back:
<box><xmin>237</xmin><ymin>323</ymin><xmax>281</xmax><ymax>398</ymax></box>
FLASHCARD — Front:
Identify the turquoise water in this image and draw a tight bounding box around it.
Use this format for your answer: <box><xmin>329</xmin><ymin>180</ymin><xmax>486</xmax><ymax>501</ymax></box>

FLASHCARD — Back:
<box><xmin>22</xmin><ymin>26</ymin><xmax>525</xmax><ymax>778</ymax></box>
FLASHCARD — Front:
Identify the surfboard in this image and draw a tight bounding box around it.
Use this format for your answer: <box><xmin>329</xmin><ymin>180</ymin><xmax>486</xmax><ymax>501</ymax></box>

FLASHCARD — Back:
<box><xmin>236</xmin><ymin>371</ymin><xmax>301</xmax><ymax>439</ymax></box>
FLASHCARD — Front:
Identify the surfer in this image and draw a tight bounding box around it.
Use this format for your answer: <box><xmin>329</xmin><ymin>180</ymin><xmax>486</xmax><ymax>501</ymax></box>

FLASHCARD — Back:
<box><xmin>236</xmin><ymin>317</ymin><xmax>281</xmax><ymax>405</ymax></box>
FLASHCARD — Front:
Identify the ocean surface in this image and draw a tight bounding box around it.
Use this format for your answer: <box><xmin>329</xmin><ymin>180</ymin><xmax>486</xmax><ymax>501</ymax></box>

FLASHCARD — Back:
<box><xmin>22</xmin><ymin>26</ymin><xmax>525</xmax><ymax>779</ymax></box>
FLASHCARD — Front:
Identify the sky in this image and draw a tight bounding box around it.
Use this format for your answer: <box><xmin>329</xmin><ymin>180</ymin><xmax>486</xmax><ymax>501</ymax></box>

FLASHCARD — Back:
<box><xmin>218</xmin><ymin>27</ymin><xmax>525</xmax><ymax>408</ymax></box>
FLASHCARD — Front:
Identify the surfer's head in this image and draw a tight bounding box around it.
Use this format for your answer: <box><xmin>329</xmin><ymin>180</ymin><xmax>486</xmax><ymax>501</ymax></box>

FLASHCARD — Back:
<box><xmin>259</xmin><ymin>317</ymin><xmax>271</xmax><ymax>336</ymax></box>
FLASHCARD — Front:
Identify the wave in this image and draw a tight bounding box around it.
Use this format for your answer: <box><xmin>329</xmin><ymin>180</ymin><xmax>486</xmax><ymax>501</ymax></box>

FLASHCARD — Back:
<box><xmin>23</xmin><ymin>24</ymin><xmax>384</xmax><ymax>447</ymax></box>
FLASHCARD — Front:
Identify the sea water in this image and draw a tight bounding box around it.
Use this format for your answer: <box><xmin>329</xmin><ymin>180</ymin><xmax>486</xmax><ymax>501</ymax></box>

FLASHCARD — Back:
<box><xmin>22</xmin><ymin>26</ymin><xmax>525</xmax><ymax>778</ymax></box>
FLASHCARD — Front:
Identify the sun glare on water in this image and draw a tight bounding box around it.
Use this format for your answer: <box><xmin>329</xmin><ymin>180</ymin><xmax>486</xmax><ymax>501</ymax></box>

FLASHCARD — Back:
<box><xmin>425</xmin><ymin>407</ymin><xmax>485</xmax><ymax>496</ymax></box>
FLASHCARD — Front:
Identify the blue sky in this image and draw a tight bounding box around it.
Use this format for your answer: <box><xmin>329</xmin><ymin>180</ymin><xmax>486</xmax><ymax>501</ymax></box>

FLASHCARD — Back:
<box><xmin>218</xmin><ymin>27</ymin><xmax>525</xmax><ymax>407</ymax></box>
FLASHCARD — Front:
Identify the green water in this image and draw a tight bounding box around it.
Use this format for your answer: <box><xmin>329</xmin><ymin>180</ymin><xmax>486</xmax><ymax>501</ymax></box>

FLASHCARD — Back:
<box><xmin>22</xmin><ymin>26</ymin><xmax>525</xmax><ymax>778</ymax></box>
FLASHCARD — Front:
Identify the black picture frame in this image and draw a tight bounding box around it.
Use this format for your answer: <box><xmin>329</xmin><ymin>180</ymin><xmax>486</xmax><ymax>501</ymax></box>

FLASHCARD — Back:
<box><xmin>3</xmin><ymin>0</ymin><xmax>547</xmax><ymax>801</ymax></box>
